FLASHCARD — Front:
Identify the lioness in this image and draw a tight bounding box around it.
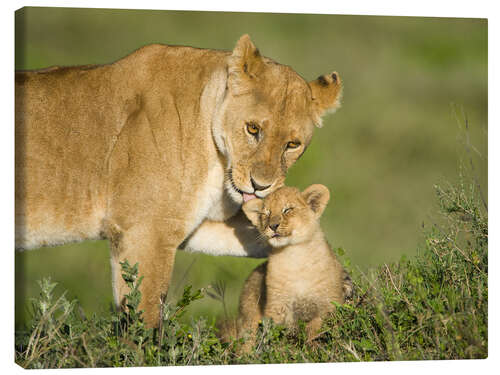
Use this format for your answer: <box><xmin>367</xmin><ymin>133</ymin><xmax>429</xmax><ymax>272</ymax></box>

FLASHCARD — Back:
<box><xmin>15</xmin><ymin>35</ymin><xmax>342</xmax><ymax>326</ymax></box>
<box><xmin>219</xmin><ymin>185</ymin><xmax>352</xmax><ymax>350</ymax></box>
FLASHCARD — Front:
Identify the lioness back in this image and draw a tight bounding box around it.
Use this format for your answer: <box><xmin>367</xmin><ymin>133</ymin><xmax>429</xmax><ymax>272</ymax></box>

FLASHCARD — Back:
<box><xmin>15</xmin><ymin>44</ymin><xmax>230</xmax><ymax>249</ymax></box>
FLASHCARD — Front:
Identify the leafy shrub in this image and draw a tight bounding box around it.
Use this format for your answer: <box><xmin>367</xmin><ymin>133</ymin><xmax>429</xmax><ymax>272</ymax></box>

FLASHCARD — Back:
<box><xmin>15</xmin><ymin>175</ymin><xmax>487</xmax><ymax>367</ymax></box>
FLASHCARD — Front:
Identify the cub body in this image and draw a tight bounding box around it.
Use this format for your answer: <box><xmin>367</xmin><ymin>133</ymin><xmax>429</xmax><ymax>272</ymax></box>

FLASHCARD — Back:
<box><xmin>224</xmin><ymin>185</ymin><xmax>352</xmax><ymax>349</ymax></box>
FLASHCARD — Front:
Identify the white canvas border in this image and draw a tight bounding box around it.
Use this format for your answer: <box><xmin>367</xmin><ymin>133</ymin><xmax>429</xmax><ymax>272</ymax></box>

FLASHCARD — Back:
<box><xmin>2</xmin><ymin>1</ymin><xmax>496</xmax><ymax>374</ymax></box>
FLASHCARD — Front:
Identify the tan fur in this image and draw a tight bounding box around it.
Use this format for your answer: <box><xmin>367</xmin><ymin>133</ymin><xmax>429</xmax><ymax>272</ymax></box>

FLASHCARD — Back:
<box><xmin>15</xmin><ymin>34</ymin><xmax>343</xmax><ymax>326</ymax></box>
<box><xmin>220</xmin><ymin>185</ymin><xmax>353</xmax><ymax>350</ymax></box>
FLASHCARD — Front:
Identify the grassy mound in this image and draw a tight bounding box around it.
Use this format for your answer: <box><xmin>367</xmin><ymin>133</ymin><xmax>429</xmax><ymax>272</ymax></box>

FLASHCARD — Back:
<box><xmin>15</xmin><ymin>176</ymin><xmax>487</xmax><ymax>368</ymax></box>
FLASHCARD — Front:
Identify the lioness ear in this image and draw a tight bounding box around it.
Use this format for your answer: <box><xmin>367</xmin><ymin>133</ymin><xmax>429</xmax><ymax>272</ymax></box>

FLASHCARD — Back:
<box><xmin>242</xmin><ymin>198</ymin><xmax>264</xmax><ymax>227</ymax></box>
<box><xmin>309</xmin><ymin>72</ymin><xmax>343</xmax><ymax>127</ymax></box>
<box><xmin>302</xmin><ymin>184</ymin><xmax>330</xmax><ymax>218</ymax></box>
<box><xmin>227</xmin><ymin>34</ymin><xmax>265</xmax><ymax>95</ymax></box>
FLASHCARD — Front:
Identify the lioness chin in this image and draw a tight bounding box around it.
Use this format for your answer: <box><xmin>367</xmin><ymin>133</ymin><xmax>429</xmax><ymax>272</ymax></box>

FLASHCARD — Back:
<box><xmin>15</xmin><ymin>34</ymin><xmax>342</xmax><ymax>326</ymax></box>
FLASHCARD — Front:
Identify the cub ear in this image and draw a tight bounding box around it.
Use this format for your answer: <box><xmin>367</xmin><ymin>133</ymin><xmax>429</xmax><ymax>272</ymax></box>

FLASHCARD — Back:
<box><xmin>242</xmin><ymin>198</ymin><xmax>264</xmax><ymax>227</ymax></box>
<box><xmin>309</xmin><ymin>72</ymin><xmax>343</xmax><ymax>127</ymax></box>
<box><xmin>227</xmin><ymin>34</ymin><xmax>265</xmax><ymax>95</ymax></box>
<box><xmin>302</xmin><ymin>184</ymin><xmax>331</xmax><ymax>218</ymax></box>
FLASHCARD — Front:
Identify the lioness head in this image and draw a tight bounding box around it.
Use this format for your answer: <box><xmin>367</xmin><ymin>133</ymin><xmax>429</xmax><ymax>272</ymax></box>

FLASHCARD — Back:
<box><xmin>212</xmin><ymin>35</ymin><xmax>342</xmax><ymax>204</ymax></box>
<box><xmin>242</xmin><ymin>184</ymin><xmax>330</xmax><ymax>248</ymax></box>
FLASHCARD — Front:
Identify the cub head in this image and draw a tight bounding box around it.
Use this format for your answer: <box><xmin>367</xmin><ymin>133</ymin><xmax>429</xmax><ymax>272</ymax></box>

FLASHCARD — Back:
<box><xmin>242</xmin><ymin>184</ymin><xmax>330</xmax><ymax>248</ymax></box>
<box><xmin>213</xmin><ymin>34</ymin><xmax>342</xmax><ymax>204</ymax></box>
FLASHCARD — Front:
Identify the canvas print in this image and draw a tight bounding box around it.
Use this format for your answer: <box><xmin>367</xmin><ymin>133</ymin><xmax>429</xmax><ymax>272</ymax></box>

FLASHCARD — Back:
<box><xmin>14</xmin><ymin>7</ymin><xmax>487</xmax><ymax>368</ymax></box>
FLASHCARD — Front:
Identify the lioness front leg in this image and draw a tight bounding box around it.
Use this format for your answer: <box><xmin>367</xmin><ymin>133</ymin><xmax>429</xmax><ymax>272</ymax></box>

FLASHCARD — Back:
<box><xmin>182</xmin><ymin>210</ymin><xmax>271</xmax><ymax>258</ymax></box>
<box><xmin>109</xmin><ymin>221</ymin><xmax>181</xmax><ymax>327</ymax></box>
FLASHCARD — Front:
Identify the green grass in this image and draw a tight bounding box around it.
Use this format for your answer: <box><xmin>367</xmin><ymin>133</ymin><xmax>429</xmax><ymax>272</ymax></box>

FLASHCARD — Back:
<box><xmin>15</xmin><ymin>8</ymin><xmax>487</xmax><ymax>326</ymax></box>
<box><xmin>15</xmin><ymin>174</ymin><xmax>487</xmax><ymax>367</ymax></box>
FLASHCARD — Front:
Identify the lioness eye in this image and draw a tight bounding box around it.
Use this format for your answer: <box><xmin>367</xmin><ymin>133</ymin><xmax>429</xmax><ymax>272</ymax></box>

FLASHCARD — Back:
<box><xmin>283</xmin><ymin>207</ymin><xmax>293</xmax><ymax>214</ymax></box>
<box><xmin>246</xmin><ymin>122</ymin><xmax>260</xmax><ymax>137</ymax></box>
<box><xmin>286</xmin><ymin>141</ymin><xmax>300</xmax><ymax>149</ymax></box>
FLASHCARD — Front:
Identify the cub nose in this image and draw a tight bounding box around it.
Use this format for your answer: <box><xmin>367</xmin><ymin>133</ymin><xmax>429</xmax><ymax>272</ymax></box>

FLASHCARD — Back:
<box><xmin>250</xmin><ymin>177</ymin><xmax>271</xmax><ymax>192</ymax></box>
<box><xmin>269</xmin><ymin>223</ymin><xmax>280</xmax><ymax>232</ymax></box>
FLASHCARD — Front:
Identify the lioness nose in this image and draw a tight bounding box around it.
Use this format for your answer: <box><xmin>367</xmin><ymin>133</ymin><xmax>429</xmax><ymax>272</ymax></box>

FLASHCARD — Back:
<box><xmin>270</xmin><ymin>223</ymin><xmax>280</xmax><ymax>232</ymax></box>
<box><xmin>250</xmin><ymin>177</ymin><xmax>271</xmax><ymax>192</ymax></box>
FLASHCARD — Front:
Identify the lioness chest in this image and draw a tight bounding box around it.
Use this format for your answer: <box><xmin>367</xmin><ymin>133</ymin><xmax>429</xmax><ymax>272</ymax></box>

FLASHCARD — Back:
<box><xmin>191</xmin><ymin>155</ymin><xmax>240</xmax><ymax>225</ymax></box>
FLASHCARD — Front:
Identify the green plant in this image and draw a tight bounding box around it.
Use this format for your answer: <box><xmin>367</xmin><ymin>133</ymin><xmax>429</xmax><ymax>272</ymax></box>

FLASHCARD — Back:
<box><xmin>322</xmin><ymin>175</ymin><xmax>487</xmax><ymax>361</ymax></box>
<box><xmin>15</xmin><ymin>174</ymin><xmax>487</xmax><ymax>367</ymax></box>
<box><xmin>15</xmin><ymin>260</ymin><xmax>228</xmax><ymax>368</ymax></box>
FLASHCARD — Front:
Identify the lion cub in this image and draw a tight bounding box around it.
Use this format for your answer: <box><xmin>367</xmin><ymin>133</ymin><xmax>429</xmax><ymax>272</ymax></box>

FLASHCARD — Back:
<box><xmin>224</xmin><ymin>184</ymin><xmax>353</xmax><ymax>349</ymax></box>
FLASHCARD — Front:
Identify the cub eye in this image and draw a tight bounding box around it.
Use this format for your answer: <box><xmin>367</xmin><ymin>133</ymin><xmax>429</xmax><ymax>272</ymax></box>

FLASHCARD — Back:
<box><xmin>286</xmin><ymin>141</ymin><xmax>300</xmax><ymax>149</ymax></box>
<box><xmin>283</xmin><ymin>207</ymin><xmax>293</xmax><ymax>214</ymax></box>
<box><xmin>246</xmin><ymin>122</ymin><xmax>260</xmax><ymax>137</ymax></box>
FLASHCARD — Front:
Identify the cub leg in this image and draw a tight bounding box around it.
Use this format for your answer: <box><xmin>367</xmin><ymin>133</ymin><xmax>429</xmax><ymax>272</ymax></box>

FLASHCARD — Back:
<box><xmin>236</xmin><ymin>262</ymin><xmax>267</xmax><ymax>352</ymax></box>
<box><xmin>305</xmin><ymin>316</ymin><xmax>323</xmax><ymax>343</ymax></box>
<box><xmin>109</xmin><ymin>221</ymin><xmax>181</xmax><ymax>327</ymax></box>
<box><xmin>263</xmin><ymin>285</ymin><xmax>289</xmax><ymax>327</ymax></box>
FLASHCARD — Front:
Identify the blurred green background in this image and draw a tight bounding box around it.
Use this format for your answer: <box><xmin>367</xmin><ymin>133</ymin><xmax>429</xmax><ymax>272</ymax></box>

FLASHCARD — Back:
<box><xmin>15</xmin><ymin>7</ymin><xmax>487</xmax><ymax>328</ymax></box>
